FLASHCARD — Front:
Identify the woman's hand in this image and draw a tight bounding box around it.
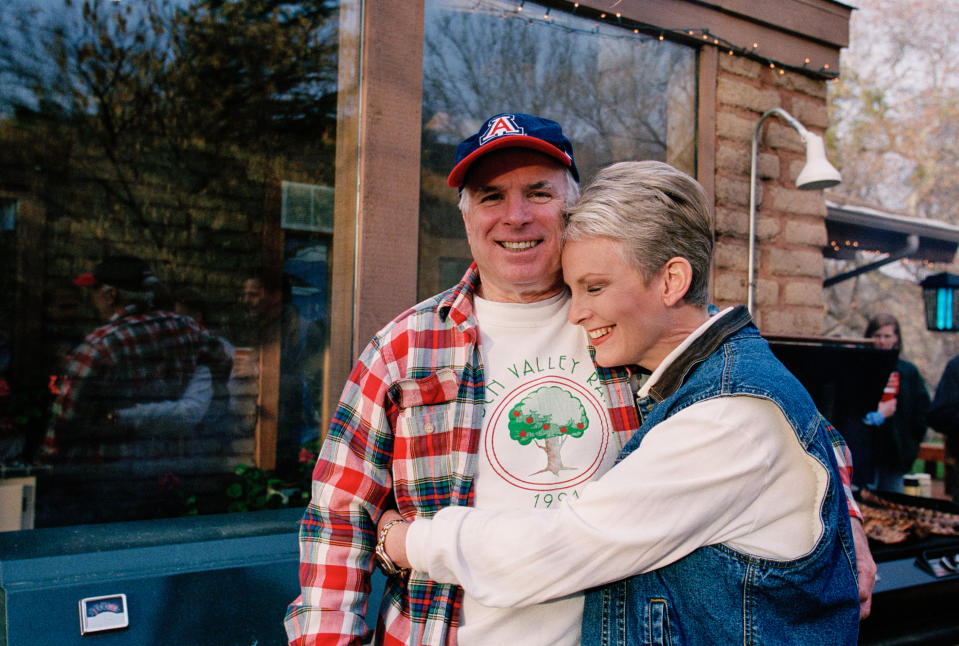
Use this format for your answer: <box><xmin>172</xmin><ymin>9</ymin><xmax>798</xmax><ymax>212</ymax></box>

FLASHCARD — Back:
<box><xmin>378</xmin><ymin>509</ymin><xmax>412</xmax><ymax>570</ymax></box>
<box><xmin>877</xmin><ymin>397</ymin><xmax>897</xmax><ymax>419</ymax></box>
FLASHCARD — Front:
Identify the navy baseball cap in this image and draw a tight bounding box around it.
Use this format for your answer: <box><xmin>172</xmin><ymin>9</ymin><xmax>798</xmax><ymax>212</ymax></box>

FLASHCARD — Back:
<box><xmin>74</xmin><ymin>255</ymin><xmax>158</xmax><ymax>291</ymax></box>
<box><xmin>447</xmin><ymin>113</ymin><xmax>579</xmax><ymax>188</ymax></box>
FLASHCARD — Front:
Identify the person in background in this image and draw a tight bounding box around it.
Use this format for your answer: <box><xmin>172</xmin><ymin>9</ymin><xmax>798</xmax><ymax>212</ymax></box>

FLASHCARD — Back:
<box><xmin>43</xmin><ymin>256</ymin><xmax>231</xmax><ymax>453</ymax></box>
<box><xmin>242</xmin><ymin>272</ymin><xmax>302</xmax><ymax>356</ymax></box>
<box><xmin>379</xmin><ymin>161</ymin><xmax>860</xmax><ymax>645</ymax></box>
<box><xmin>861</xmin><ymin>314</ymin><xmax>930</xmax><ymax>493</ymax></box>
<box><xmin>927</xmin><ymin>353</ymin><xmax>959</xmax><ymax>503</ymax></box>
<box><xmin>241</xmin><ymin>271</ymin><xmax>309</xmax><ymax>474</ymax></box>
<box><xmin>284</xmin><ymin>114</ymin><xmax>876</xmax><ymax>646</ymax></box>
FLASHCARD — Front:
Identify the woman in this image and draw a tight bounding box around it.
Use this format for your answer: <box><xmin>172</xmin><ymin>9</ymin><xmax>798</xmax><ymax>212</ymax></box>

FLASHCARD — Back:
<box><xmin>377</xmin><ymin>161</ymin><xmax>860</xmax><ymax>645</ymax></box>
<box><xmin>862</xmin><ymin>313</ymin><xmax>930</xmax><ymax>492</ymax></box>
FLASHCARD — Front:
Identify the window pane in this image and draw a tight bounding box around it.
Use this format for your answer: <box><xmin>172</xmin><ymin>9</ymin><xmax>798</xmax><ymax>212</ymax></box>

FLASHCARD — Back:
<box><xmin>418</xmin><ymin>0</ymin><xmax>697</xmax><ymax>300</ymax></box>
<box><xmin>0</xmin><ymin>0</ymin><xmax>340</xmax><ymax>528</ymax></box>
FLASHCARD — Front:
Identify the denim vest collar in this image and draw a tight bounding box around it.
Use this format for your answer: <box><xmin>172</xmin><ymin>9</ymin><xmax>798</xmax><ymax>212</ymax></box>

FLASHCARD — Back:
<box><xmin>646</xmin><ymin>305</ymin><xmax>752</xmax><ymax>404</ymax></box>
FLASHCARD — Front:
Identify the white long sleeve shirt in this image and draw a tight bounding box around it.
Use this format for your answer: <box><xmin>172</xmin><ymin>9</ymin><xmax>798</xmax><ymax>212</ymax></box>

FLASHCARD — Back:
<box><xmin>406</xmin><ymin>314</ymin><xmax>830</xmax><ymax>609</ymax></box>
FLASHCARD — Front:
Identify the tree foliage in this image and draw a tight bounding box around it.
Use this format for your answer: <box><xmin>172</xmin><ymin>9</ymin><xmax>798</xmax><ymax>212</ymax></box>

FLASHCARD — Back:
<box><xmin>0</xmin><ymin>0</ymin><xmax>339</xmax><ymax>254</ymax></box>
<box><xmin>826</xmin><ymin>0</ymin><xmax>959</xmax><ymax>391</ymax></box>
<box><xmin>830</xmin><ymin>0</ymin><xmax>959</xmax><ymax>219</ymax></box>
<box><xmin>507</xmin><ymin>385</ymin><xmax>588</xmax><ymax>446</ymax></box>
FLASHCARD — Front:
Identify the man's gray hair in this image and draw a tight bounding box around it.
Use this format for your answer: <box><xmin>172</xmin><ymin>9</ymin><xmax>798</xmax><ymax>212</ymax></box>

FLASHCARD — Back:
<box><xmin>563</xmin><ymin>161</ymin><xmax>713</xmax><ymax>307</ymax></box>
<box><xmin>458</xmin><ymin>167</ymin><xmax>580</xmax><ymax>216</ymax></box>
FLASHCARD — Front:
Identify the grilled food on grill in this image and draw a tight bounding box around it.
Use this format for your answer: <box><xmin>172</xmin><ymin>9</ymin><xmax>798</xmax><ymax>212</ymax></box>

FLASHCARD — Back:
<box><xmin>859</xmin><ymin>489</ymin><xmax>959</xmax><ymax>544</ymax></box>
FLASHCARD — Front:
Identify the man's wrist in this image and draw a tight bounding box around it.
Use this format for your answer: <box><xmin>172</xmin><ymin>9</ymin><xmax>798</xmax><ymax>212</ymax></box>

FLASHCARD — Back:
<box><xmin>375</xmin><ymin>518</ymin><xmax>410</xmax><ymax>577</ymax></box>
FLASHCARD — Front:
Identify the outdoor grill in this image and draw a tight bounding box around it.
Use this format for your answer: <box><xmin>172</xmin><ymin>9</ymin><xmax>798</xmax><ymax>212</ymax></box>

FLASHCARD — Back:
<box><xmin>766</xmin><ymin>336</ymin><xmax>959</xmax><ymax>645</ymax></box>
<box><xmin>857</xmin><ymin>490</ymin><xmax>959</xmax><ymax>645</ymax></box>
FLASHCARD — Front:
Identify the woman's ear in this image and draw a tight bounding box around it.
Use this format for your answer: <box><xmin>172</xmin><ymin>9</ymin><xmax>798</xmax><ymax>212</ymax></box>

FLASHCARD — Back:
<box><xmin>661</xmin><ymin>257</ymin><xmax>693</xmax><ymax>307</ymax></box>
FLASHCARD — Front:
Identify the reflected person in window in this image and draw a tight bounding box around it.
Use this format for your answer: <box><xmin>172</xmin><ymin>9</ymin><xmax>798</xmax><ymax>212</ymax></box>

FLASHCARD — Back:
<box><xmin>42</xmin><ymin>255</ymin><xmax>231</xmax><ymax>465</ymax></box>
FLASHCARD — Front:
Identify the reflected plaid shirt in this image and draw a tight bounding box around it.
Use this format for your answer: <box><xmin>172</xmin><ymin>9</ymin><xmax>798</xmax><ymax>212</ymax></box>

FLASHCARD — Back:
<box><xmin>284</xmin><ymin>265</ymin><xmax>641</xmax><ymax>646</ymax></box>
<box><xmin>45</xmin><ymin>305</ymin><xmax>231</xmax><ymax>451</ymax></box>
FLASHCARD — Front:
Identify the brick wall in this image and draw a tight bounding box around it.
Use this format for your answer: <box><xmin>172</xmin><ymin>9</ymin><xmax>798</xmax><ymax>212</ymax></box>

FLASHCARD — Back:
<box><xmin>712</xmin><ymin>54</ymin><xmax>832</xmax><ymax>335</ymax></box>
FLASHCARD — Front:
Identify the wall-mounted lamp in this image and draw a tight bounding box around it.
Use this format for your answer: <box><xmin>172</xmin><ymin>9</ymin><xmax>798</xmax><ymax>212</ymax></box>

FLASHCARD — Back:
<box><xmin>920</xmin><ymin>272</ymin><xmax>959</xmax><ymax>332</ymax></box>
<box><xmin>748</xmin><ymin>108</ymin><xmax>842</xmax><ymax>312</ymax></box>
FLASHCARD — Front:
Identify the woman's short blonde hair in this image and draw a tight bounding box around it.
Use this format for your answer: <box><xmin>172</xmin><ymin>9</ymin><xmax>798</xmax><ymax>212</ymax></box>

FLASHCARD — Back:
<box><xmin>563</xmin><ymin>161</ymin><xmax>713</xmax><ymax>307</ymax></box>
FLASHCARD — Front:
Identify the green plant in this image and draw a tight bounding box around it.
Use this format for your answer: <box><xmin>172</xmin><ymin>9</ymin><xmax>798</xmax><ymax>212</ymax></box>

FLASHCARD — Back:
<box><xmin>224</xmin><ymin>438</ymin><xmax>319</xmax><ymax>512</ymax></box>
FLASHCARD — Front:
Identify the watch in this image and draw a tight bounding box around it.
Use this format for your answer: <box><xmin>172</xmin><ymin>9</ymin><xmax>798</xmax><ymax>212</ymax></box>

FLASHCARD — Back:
<box><xmin>375</xmin><ymin>518</ymin><xmax>410</xmax><ymax>578</ymax></box>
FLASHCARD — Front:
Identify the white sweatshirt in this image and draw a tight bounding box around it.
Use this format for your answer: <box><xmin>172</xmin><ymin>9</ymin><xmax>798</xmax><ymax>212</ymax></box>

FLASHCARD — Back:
<box><xmin>406</xmin><ymin>313</ymin><xmax>830</xmax><ymax>609</ymax></box>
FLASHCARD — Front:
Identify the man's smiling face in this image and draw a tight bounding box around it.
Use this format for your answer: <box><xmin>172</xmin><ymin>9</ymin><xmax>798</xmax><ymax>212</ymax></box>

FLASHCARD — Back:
<box><xmin>461</xmin><ymin>148</ymin><xmax>569</xmax><ymax>303</ymax></box>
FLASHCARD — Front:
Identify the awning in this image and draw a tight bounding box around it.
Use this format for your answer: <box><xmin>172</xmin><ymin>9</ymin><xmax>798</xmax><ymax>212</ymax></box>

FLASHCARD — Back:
<box><xmin>824</xmin><ymin>193</ymin><xmax>959</xmax><ymax>286</ymax></box>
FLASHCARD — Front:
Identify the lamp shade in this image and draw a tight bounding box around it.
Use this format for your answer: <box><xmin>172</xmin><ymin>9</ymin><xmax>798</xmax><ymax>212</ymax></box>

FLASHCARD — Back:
<box><xmin>795</xmin><ymin>133</ymin><xmax>842</xmax><ymax>190</ymax></box>
<box><xmin>920</xmin><ymin>272</ymin><xmax>959</xmax><ymax>331</ymax></box>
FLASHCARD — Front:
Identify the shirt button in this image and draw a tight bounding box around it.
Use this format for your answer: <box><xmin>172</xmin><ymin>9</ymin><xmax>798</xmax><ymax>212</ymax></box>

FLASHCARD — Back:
<box><xmin>424</xmin><ymin>422</ymin><xmax>435</xmax><ymax>433</ymax></box>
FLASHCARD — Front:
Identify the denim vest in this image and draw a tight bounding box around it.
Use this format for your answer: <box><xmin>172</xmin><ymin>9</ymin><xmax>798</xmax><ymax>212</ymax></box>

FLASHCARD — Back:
<box><xmin>582</xmin><ymin>306</ymin><xmax>859</xmax><ymax>646</ymax></box>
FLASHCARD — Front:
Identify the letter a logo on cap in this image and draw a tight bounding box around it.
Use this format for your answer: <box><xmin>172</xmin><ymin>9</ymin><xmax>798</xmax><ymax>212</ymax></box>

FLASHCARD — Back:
<box><xmin>479</xmin><ymin>115</ymin><xmax>524</xmax><ymax>145</ymax></box>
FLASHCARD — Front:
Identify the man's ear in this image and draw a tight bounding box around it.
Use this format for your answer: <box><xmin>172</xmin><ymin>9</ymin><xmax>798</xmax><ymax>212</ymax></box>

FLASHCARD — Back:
<box><xmin>461</xmin><ymin>205</ymin><xmax>473</xmax><ymax>244</ymax></box>
<box><xmin>661</xmin><ymin>257</ymin><xmax>693</xmax><ymax>307</ymax></box>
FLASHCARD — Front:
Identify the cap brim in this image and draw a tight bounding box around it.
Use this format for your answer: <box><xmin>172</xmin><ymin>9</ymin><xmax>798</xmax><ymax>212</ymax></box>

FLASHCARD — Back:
<box><xmin>447</xmin><ymin>135</ymin><xmax>573</xmax><ymax>187</ymax></box>
<box><xmin>73</xmin><ymin>273</ymin><xmax>98</xmax><ymax>287</ymax></box>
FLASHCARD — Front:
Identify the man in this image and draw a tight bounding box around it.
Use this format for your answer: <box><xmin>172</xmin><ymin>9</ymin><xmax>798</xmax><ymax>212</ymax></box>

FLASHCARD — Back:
<box><xmin>42</xmin><ymin>255</ymin><xmax>232</xmax><ymax>517</ymax></box>
<box><xmin>928</xmin><ymin>355</ymin><xmax>959</xmax><ymax>503</ymax></box>
<box><xmin>241</xmin><ymin>271</ymin><xmax>311</xmax><ymax>473</ymax></box>
<box><xmin>383</xmin><ymin>161</ymin><xmax>860</xmax><ymax>644</ymax></box>
<box><xmin>284</xmin><ymin>114</ymin><xmax>874</xmax><ymax>646</ymax></box>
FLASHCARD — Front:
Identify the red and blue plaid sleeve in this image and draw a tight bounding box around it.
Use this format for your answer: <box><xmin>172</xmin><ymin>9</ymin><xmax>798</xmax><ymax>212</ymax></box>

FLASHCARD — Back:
<box><xmin>825</xmin><ymin>421</ymin><xmax>862</xmax><ymax>521</ymax></box>
<box><xmin>284</xmin><ymin>336</ymin><xmax>402</xmax><ymax>645</ymax></box>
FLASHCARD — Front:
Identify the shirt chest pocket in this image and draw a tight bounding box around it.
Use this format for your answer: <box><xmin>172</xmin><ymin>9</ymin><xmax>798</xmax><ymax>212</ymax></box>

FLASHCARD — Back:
<box><xmin>392</xmin><ymin>368</ymin><xmax>460</xmax><ymax>502</ymax></box>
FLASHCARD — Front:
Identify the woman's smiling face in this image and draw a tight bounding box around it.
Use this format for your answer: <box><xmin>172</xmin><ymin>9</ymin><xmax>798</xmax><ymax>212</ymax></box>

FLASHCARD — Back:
<box><xmin>563</xmin><ymin>237</ymin><xmax>670</xmax><ymax>370</ymax></box>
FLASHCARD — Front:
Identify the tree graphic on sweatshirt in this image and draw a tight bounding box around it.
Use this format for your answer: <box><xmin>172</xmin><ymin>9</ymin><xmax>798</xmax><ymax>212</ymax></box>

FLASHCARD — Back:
<box><xmin>508</xmin><ymin>386</ymin><xmax>588</xmax><ymax>476</ymax></box>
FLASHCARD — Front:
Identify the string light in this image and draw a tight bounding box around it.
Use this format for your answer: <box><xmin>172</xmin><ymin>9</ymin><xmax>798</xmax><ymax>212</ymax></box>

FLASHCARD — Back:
<box><xmin>465</xmin><ymin>1</ymin><xmax>839</xmax><ymax>80</ymax></box>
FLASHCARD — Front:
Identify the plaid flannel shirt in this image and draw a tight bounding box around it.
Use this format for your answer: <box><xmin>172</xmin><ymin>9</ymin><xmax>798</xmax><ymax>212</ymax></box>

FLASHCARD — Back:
<box><xmin>284</xmin><ymin>265</ymin><xmax>640</xmax><ymax>646</ymax></box>
<box><xmin>284</xmin><ymin>266</ymin><xmax>862</xmax><ymax>646</ymax></box>
<box><xmin>830</xmin><ymin>425</ymin><xmax>862</xmax><ymax>521</ymax></box>
<box><xmin>45</xmin><ymin>305</ymin><xmax>231</xmax><ymax>452</ymax></box>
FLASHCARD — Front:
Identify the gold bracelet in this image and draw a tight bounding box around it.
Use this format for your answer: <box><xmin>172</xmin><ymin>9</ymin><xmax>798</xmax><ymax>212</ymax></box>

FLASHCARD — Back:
<box><xmin>374</xmin><ymin>518</ymin><xmax>409</xmax><ymax>577</ymax></box>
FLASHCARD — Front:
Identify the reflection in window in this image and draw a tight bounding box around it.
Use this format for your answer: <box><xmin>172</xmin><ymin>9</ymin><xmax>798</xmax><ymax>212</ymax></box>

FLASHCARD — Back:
<box><xmin>418</xmin><ymin>0</ymin><xmax>697</xmax><ymax>300</ymax></box>
<box><xmin>0</xmin><ymin>0</ymin><xmax>339</xmax><ymax>528</ymax></box>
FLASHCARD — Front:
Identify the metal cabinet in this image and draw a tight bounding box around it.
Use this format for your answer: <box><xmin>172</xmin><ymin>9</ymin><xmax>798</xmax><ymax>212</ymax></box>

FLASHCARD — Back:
<box><xmin>0</xmin><ymin>509</ymin><xmax>304</xmax><ymax>646</ymax></box>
